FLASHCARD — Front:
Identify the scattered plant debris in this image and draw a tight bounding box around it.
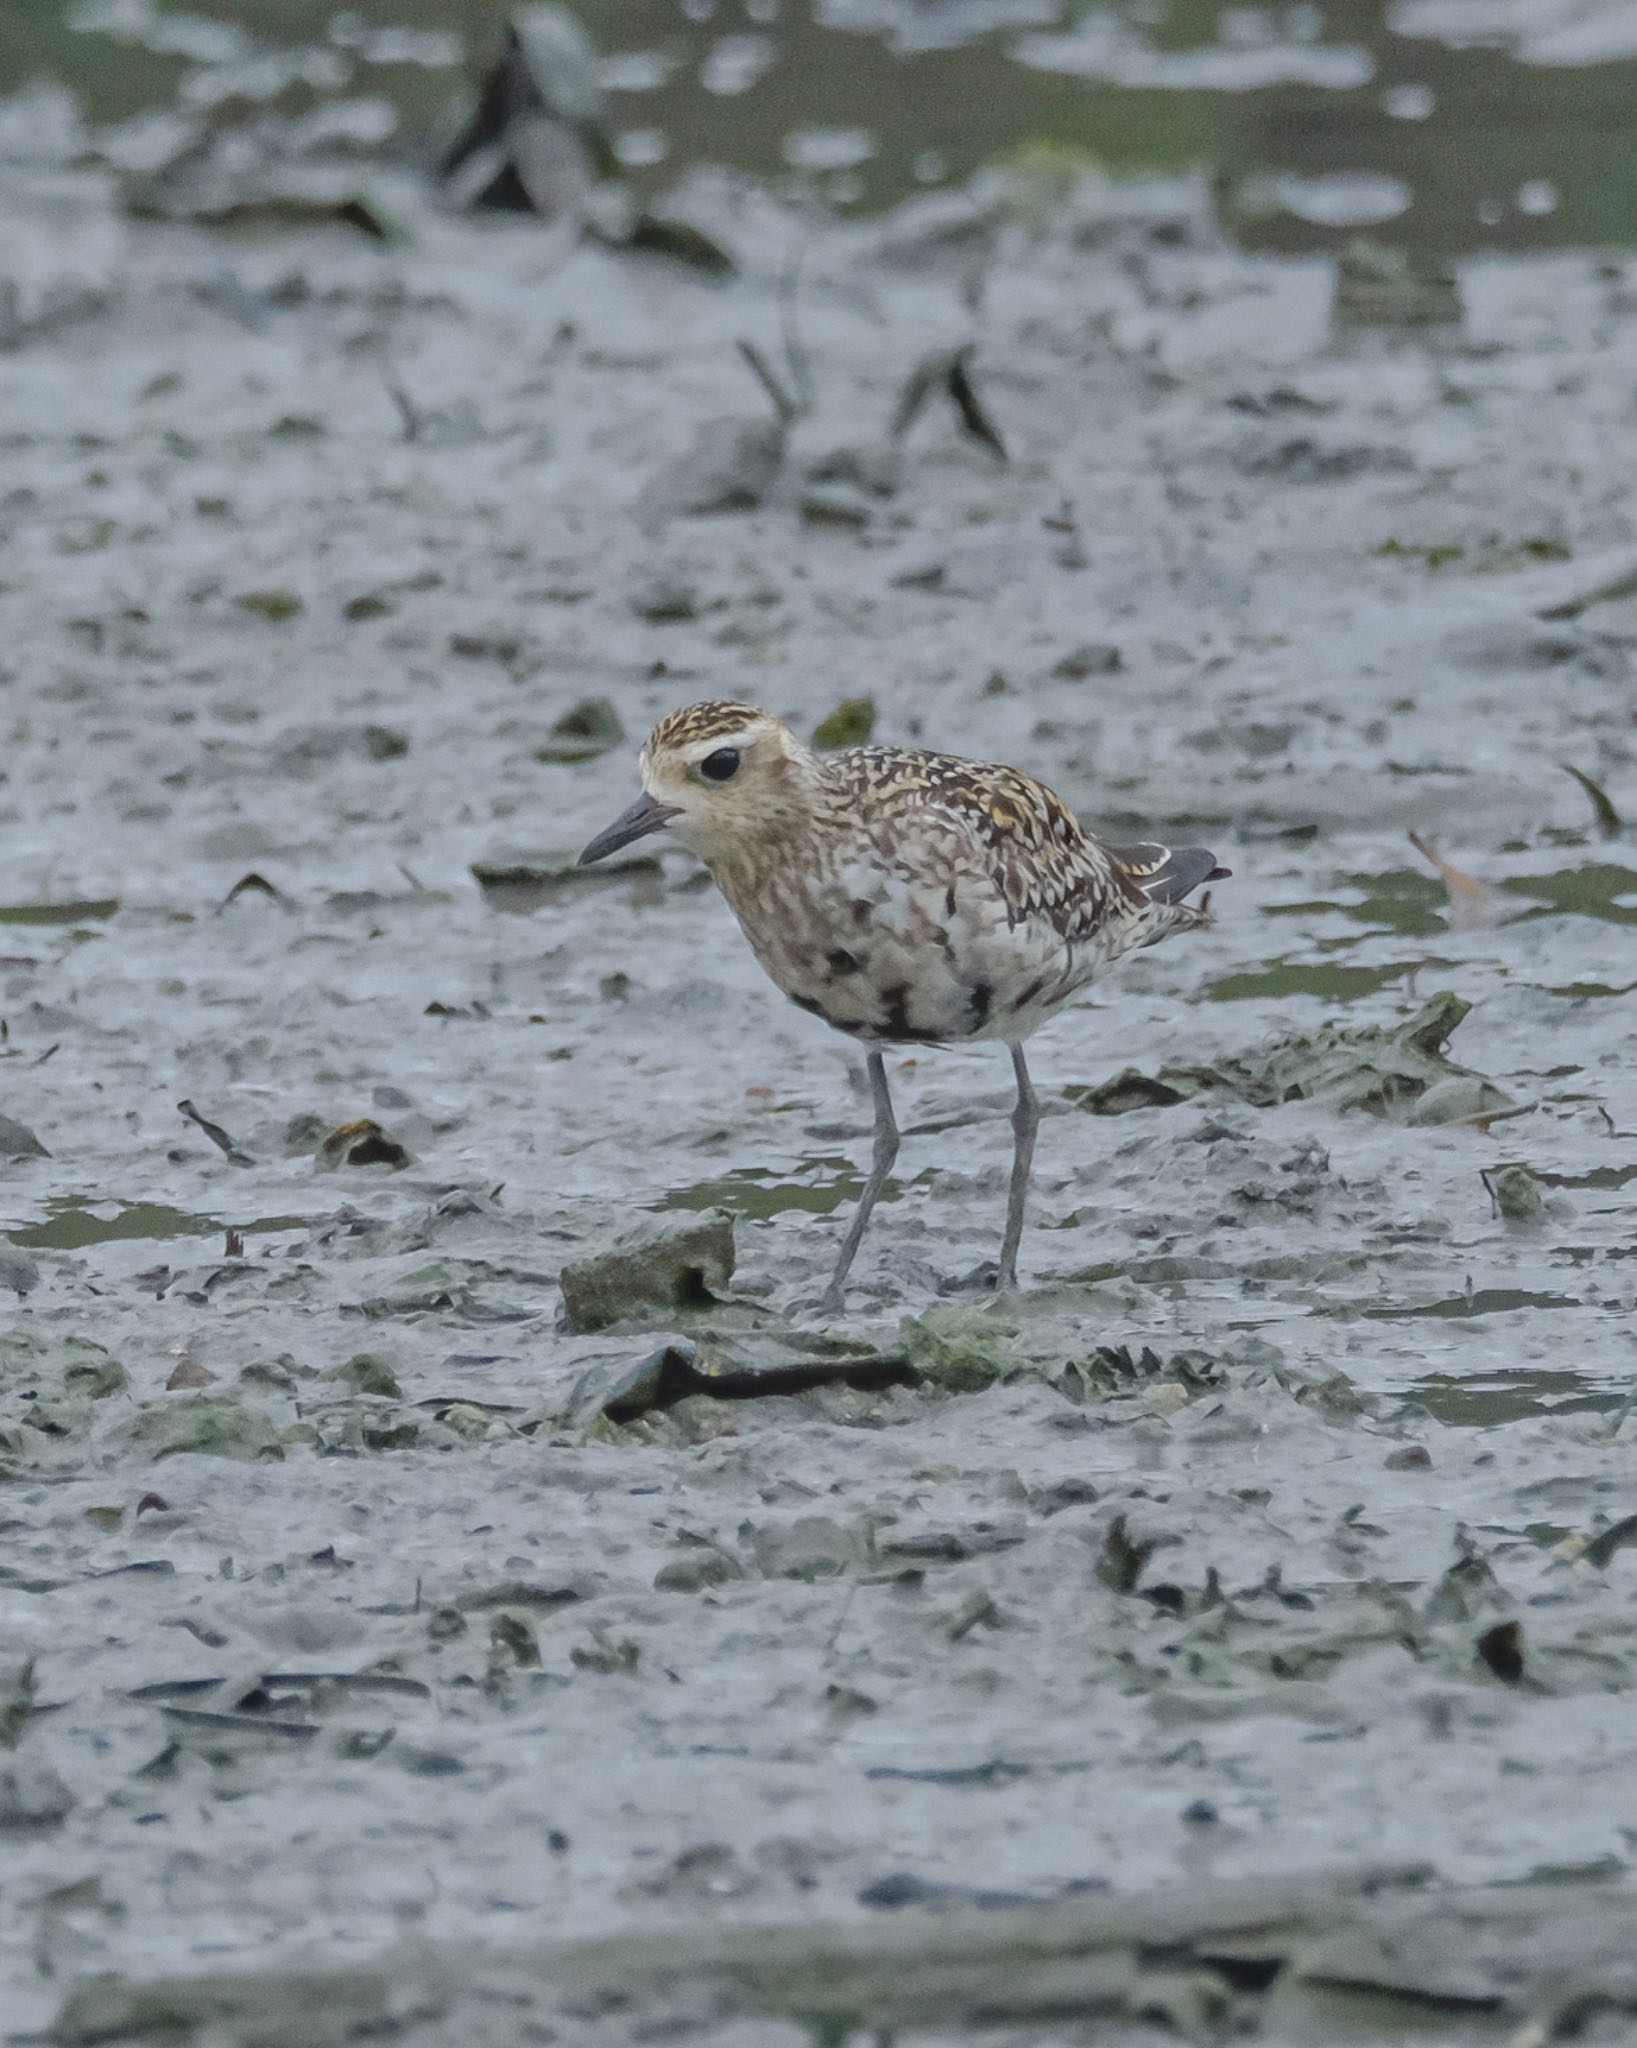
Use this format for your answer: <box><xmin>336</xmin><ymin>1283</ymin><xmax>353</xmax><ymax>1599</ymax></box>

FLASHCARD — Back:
<box><xmin>533</xmin><ymin>696</ymin><xmax>625</xmax><ymax>764</ymax></box>
<box><xmin>1070</xmin><ymin>994</ymin><xmax>1507</xmax><ymax>1124</ymax></box>
<box><xmin>1561</xmin><ymin>763</ymin><xmax>1623</xmax><ymax>840</ymax></box>
<box><xmin>891</xmin><ymin>342</ymin><xmax>1007</xmax><ymax>462</ymax></box>
<box><xmin>439</xmin><ymin>7</ymin><xmax>733</xmax><ymax>273</ymax></box>
<box><xmin>177</xmin><ymin>1098</ymin><xmax>255</xmax><ymax>1166</ymax></box>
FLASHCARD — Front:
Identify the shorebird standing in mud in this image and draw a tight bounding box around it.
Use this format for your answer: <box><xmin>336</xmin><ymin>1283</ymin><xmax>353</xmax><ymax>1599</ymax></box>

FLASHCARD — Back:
<box><xmin>579</xmin><ymin>702</ymin><xmax>1228</xmax><ymax>1314</ymax></box>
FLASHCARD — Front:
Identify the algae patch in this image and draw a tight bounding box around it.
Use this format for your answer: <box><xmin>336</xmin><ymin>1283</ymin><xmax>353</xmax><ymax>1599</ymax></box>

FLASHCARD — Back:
<box><xmin>122</xmin><ymin>1395</ymin><xmax>298</xmax><ymax>1462</ymax></box>
<box><xmin>899</xmin><ymin>1303</ymin><xmax>1019</xmax><ymax>1392</ymax></box>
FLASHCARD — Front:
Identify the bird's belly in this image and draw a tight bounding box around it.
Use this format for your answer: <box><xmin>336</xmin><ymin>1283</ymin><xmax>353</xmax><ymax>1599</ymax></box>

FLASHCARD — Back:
<box><xmin>734</xmin><ymin>867</ymin><xmax>1081</xmax><ymax>1044</ymax></box>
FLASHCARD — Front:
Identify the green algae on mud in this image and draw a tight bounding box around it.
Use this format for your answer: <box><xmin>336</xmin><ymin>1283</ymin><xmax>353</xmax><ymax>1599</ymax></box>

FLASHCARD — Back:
<box><xmin>6</xmin><ymin>1199</ymin><xmax>307</xmax><ymax>1252</ymax></box>
<box><xmin>657</xmin><ymin>1158</ymin><xmax>862</xmax><ymax>1220</ymax></box>
<box><xmin>1506</xmin><ymin>861</ymin><xmax>1637</xmax><ymax>926</ymax></box>
<box><xmin>0</xmin><ymin>898</ymin><xmax>119</xmax><ymax>925</ymax></box>
<box><xmin>899</xmin><ymin>1301</ymin><xmax>1020</xmax><ymax>1393</ymax></box>
<box><xmin>1273</xmin><ymin>861</ymin><xmax>1637</xmax><ymax>944</ymax></box>
<box><xmin>1539</xmin><ymin>1161</ymin><xmax>1637</xmax><ymax>1192</ymax></box>
<box><xmin>656</xmin><ymin>1156</ymin><xmax>935</xmax><ymax>1221</ymax></box>
<box><xmin>1406</xmin><ymin>1367</ymin><xmax>1634</xmax><ymax>1427</ymax></box>
<box><xmin>0</xmin><ymin>1329</ymin><xmax>126</xmax><ymax>1402</ymax></box>
<box><xmin>1362</xmin><ymin>1287</ymin><xmax>1583</xmax><ymax>1322</ymax></box>
<box><xmin>1206</xmin><ymin>957</ymin><xmax>1427</xmax><ymax>1003</ymax></box>
<box><xmin>1264</xmin><ymin>872</ymin><xmax>1447</xmax><ymax>939</ymax></box>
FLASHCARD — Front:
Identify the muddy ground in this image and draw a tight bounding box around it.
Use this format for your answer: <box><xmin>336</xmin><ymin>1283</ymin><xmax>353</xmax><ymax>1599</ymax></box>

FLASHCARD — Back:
<box><xmin>3</xmin><ymin>151</ymin><xmax>1637</xmax><ymax>2045</ymax></box>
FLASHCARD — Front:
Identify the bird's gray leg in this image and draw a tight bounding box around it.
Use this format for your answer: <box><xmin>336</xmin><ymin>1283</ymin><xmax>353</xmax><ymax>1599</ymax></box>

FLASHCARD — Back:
<box><xmin>819</xmin><ymin>1049</ymin><xmax>898</xmax><ymax>1316</ymax></box>
<box><xmin>996</xmin><ymin>1043</ymin><xmax>1037</xmax><ymax>1292</ymax></box>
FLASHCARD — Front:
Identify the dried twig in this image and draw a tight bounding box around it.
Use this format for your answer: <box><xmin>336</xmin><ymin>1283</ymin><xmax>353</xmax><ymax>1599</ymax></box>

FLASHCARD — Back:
<box><xmin>386</xmin><ymin>380</ymin><xmax>424</xmax><ymax>445</ymax></box>
<box><xmin>777</xmin><ymin>244</ymin><xmax>814</xmax><ymax>412</ymax></box>
<box><xmin>1458</xmin><ymin>1101</ymin><xmax>1539</xmax><ymax>1134</ymax></box>
<box><xmin>891</xmin><ymin>343</ymin><xmax>1007</xmax><ymax>463</ymax></box>
<box><xmin>1560</xmin><ymin>763</ymin><xmax>1623</xmax><ymax>840</ymax></box>
<box><xmin>735</xmin><ymin>339</ymin><xmax>801</xmax><ymax>425</ymax></box>
<box><xmin>177</xmin><ymin>1099</ymin><xmax>255</xmax><ymax>1167</ymax></box>
<box><xmin>891</xmin><ymin>350</ymin><xmax>945</xmax><ymax>441</ymax></box>
<box><xmin>735</xmin><ymin>253</ymin><xmax>814</xmax><ymax>425</ymax></box>
<box><xmin>1537</xmin><ymin>561</ymin><xmax>1637</xmax><ymax>622</ymax></box>
<box><xmin>946</xmin><ymin>349</ymin><xmax>1007</xmax><ymax>462</ymax></box>
<box><xmin>220</xmin><ymin>871</ymin><xmax>291</xmax><ymax>912</ymax></box>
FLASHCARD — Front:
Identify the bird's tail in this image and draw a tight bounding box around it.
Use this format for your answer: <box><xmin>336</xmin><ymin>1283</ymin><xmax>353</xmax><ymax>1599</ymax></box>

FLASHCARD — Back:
<box><xmin>1111</xmin><ymin>842</ymin><xmax>1230</xmax><ymax>942</ymax></box>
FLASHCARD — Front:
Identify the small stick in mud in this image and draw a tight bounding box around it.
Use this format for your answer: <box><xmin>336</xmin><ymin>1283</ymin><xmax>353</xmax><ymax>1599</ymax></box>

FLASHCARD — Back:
<box><xmin>735</xmin><ymin>338</ymin><xmax>802</xmax><ymax>424</ymax></box>
<box><xmin>777</xmin><ymin>244</ymin><xmax>815</xmax><ymax>412</ymax></box>
<box><xmin>386</xmin><ymin>380</ymin><xmax>426</xmax><ymax>444</ymax></box>
<box><xmin>891</xmin><ymin>343</ymin><xmax>1007</xmax><ymax>463</ymax></box>
<box><xmin>177</xmin><ymin>1098</ymin><xmax>255</xmax><ymax>1166</ymax></box>
<box><xmin>736</xmin><ymin>253</ymin><xmax>814</xmax><ymax>424</ymax></box>
<box><xmin>219</xmin><ymin>871</ymin><xmax>292</xmax><ymax>912</ymax></box>
<box><xmin>1560</xmin><ymin>762</ymin><xmax>1623</xmax><ymax>840</ymax></box>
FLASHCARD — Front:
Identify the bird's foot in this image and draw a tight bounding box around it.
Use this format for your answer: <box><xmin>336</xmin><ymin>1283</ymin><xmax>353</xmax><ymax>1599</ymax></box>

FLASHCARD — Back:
<box><xmin>815</xmin><ymin>1286</ymin><xmax>849</xmax><ymax>1320</ymax></box>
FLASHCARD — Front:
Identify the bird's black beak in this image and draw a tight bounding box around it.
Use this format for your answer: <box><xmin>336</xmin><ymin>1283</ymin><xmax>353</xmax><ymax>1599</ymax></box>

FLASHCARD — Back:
<box><xmin>577</xmin><ymin>792</ymin><xmax>681</xmax><ymax>866</ymax></box>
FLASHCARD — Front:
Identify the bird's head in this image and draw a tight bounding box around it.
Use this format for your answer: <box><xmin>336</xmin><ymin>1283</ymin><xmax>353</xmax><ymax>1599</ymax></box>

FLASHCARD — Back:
<box><xmin>577</xmin><ymin>701</ymin><xmax>818</xmax><ymax>869</ymax></box>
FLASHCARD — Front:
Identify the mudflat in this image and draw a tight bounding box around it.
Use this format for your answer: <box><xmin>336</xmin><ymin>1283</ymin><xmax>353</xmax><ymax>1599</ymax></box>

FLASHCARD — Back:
<box><xmin>3</xmin><ymin>151</ymin><xmax>1636</xmax><ymax>2045</ymax></box>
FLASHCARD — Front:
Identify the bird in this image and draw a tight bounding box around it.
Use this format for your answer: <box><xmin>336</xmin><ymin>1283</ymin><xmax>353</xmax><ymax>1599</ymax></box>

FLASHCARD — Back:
<box><xmin>578</xmin><ymin>702</ymin><xmax>1227</xmax><ymax>1314</ymax></box>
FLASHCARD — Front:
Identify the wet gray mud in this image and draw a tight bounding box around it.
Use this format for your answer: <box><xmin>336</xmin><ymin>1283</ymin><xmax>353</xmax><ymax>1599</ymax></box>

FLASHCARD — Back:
<box><xmin>4</xmin><ymin>124</ymin><xmax>1637</xmax><ymax>2048</ymax></box>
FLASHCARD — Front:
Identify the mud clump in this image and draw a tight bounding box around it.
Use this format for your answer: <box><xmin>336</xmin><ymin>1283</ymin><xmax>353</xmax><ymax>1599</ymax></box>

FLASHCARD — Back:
<box><xmin>559</xmin><ymin>1212</ymin><xmax>736</xmax><ymax>1332</ymax></box>
<box><xmin>0</xmin><ymin>1114</ymin><xmax>48</xmax><ymax>1159</ymax></box>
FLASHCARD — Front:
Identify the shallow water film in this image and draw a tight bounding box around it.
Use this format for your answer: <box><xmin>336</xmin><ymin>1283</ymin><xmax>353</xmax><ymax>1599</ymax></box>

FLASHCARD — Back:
<box><xmin>15</xmin><ymin>0</ymin><xmax>1637</xmax><ymax>247</ymax></box>
<box><xmin>4</xmin><ymin>3</ymin><xmax>1637</xmax><ymax>2044</ymax></box>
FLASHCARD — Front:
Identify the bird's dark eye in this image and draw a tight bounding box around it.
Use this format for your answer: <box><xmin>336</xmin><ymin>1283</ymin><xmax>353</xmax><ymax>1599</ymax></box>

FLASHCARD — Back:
<box><xmin>700</xmin><ymin>747</ymin><xmax>741</xmax><ymax>783</ymax></box>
